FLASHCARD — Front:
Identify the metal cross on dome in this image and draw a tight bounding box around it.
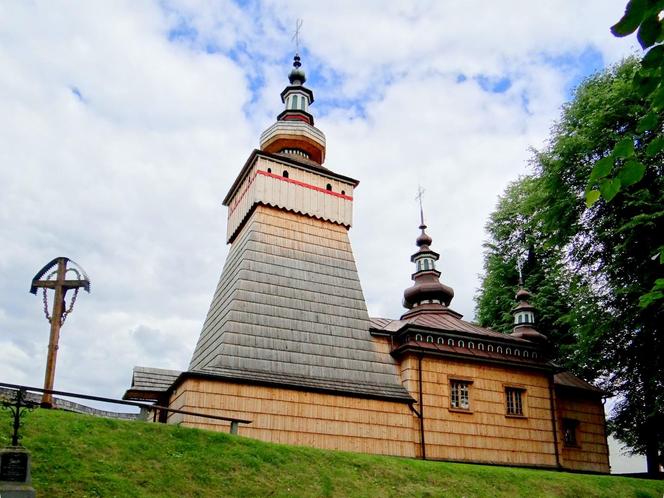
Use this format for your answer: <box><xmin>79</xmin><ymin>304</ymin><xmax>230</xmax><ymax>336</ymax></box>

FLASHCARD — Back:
<box><xmin>415</xmin><ymin>185</ymin><xmax>426</xmax><ymax>225</ymax></box>
<box><xmin>292</xmin><ymin>18</ymin><xmax>303</xmax><ymax>54</ymax></box>
<box><xmin>30</xmin><ymin>257</ymin><xmax>90</xmax><ymax>407</ymax></box>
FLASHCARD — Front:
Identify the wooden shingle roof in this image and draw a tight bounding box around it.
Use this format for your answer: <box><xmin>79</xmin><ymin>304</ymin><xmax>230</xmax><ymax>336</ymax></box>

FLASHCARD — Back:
<box><xmin>123</xmin><ymin>366</ymin><xmax>181</xmax><ymax>401</ymax></box>
<box><xmin>187</xmin><ymin>207</ymin><xmax>413</xmax><ymax>403</ymax></box>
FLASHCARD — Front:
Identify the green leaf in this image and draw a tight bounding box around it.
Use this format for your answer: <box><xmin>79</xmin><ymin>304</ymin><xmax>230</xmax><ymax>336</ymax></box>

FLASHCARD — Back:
<box><xmin>642</xmin><ymin>45</ymin><xmax>664</xmax><ymax>69</ymax></box>
<box><xmin>636</xmin><ymin>111</ymin><xmax>659</xmax><ymax>132</ymax></box>
<box><xmin>634</xmin><ymin>72</ymin><xmax>660</xmax><ymax>97</ymax></box>
<box><xmin>637</xmin><ymin>15</ymin><xmax>662</xmax><ymax>48</ymax></box>
<box><xmin>589</xmin><ymin>156</ymin><xmax>614</xmax><ymax>181</ymax></box>
<box><xmin>652</xmin><ymin>84</ymin><xmax>664</xmax><ymax>110</ymax></box>
<box><xmin>617</xmin><ymin>160</ymin><xmax>646</xmax><ymax>187</ymax></box>
<box><xmin>611</xmin><ymin>0</ymin><xmax>648</xmax><ymax>37</ymax></box>
<box><xmin>599</xmin><ymin>178</ymin><xmax>621</xmax><ymax>202</ymax></box>
<box><xmin>585</xmin><ymin>189</ymin><xmax>601</xmax><ymax>207</ymax></box>
<box><xmin>613</xmin><ymin>138</ymin><xmax>635</xmax><ymax>158</ymax></box>
<box><xmin>646</xmin><ymin>136</ymin><xmax>664</xmax><ymax>156</ymax></box>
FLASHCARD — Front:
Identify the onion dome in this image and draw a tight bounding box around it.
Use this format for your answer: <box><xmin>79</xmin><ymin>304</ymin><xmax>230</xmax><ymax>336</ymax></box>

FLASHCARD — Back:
<box><xmin>288</xmin><ymin>54</ymin><xmax>306</xmax><ymax>84</ymax></box>
<box><xmin>259</xmin><ymin>54</ymin><xmax>326</xmax><ymax>164</ymax></box>
<box><xmin>510</xmin><ymin>288</ymin><xmax>548</xmax><ymax>343</ymax></box>
<box><xmin>402</xmin><ymin>223</ymin><xmax>454</xmax><ymax>310</ymax></box>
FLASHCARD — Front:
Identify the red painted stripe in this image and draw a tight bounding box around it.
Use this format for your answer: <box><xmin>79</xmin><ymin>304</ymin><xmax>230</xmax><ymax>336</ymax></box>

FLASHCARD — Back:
<box><xmin>256</xmin><ymin>170</ymin><xmax>354</xmax><ymax>200</ymax></box>
<box><xmin>228</xmin><ymin>169</ymin><xmax>353</xmax><ymax>216</ymax></box>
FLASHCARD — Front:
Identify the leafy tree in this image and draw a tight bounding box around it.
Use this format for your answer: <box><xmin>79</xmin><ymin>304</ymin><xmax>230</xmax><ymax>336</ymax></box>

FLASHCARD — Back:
<box><xmin>476</xmin><ymin>58</ymin><xmax>664</xmax><ymax>476</ymax></box>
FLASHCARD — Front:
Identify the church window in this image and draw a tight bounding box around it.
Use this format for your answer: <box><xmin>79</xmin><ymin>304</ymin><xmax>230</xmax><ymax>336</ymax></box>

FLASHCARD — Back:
<box><xmin>422</xmin><ymin>259</ymin><xmax>429</xmax><ymax>270</ymax></box>
<box><xmin>292</xmin><ymin>95</ymin><xmax>299</xmax><ymax>109</ymax></box>
<box><xmin>326</xmin><ymin>184</ymin><xmax>332</xmax><ymax>191</ymax></box>
<box><xmin>505</xmin><ymin>388</ymin><xmax>525</xmax><ymax>416</ymax></box>
<box><xmin>487</xmin><ymin>344</ymin><xmax>494</xmax><ymax>352</ymax></box>
<box><xmin>267</xmin><ymin>168</ymin><xmax>272</xmax><ymax>173</ymax></box>
<box><xmin>300</xmin><ymin>95</ymin><xmax>306</xmax><ymax>110</ymax></box>
<box><xmin>437</xmin><ymin>337</ymin><xmax>444</xmax><ymax>345</ymax></box>
<box><xmin>458</xmin><ymin>340</ymin><xmax>465</xmax><ymax>348</ymax></box>
<box><xmin>506</xmin><ymin>348</ymin><xmax>511</xmax><ymax>355</ymax></box>
<box><xmin>426</xmin><ymin>335</ymin><xmax>433</xmax><ymax>343</ymax></box>
<box><xmin>478</xmin><ymin>343</ymin><xmax>484</xmax><ymax>351</ymax></box>
<box><xmin>447</xmin><ymin>338</ymin><xmax>454</xmax><ymax>346</ymax></box>
<box><xmin>562</xmin><ymin>419</ymin><xmax>579</xmax><ymax>447</ymax></box>
<box><xmin>283</xmin><ymin>170</ymin><xmax>289</xmax><ymax>178</ymax></box>
<box><xmin>341</xmin><ymin>190</ymin><xmax>346</xmax><ymax>195</ymax></box>
<box><xmin>517</xmin><ymin>314</ymin><xmax>523</xmax><ymax>324</ymax></box>
<box><xmin>415</xmin><ymin>334</ymin><xmax>423</xmax><ymax>341</ymax></box>
<box><xmin>496</xmin><ymin>346</ymin><xmax>503</xmax><ymax>354</ymax></box>
<box><xmin>515</xmin><ymin>349</ymin><xmax>520</xmax><ymax>356</ymax></box>
<box><xmin>468</xmin><ymin>342</ymin><xmax>474</xmax><ymax>349</ymax></box>
<box><xmin>450</xmin><ymin>380</ymin><xmax>471</xmax><ymax>410</ymax></box>
<box><xmin>523</xmin><ymin>350</ymin><xmax>529</xmax><ymax>358</ymax></box>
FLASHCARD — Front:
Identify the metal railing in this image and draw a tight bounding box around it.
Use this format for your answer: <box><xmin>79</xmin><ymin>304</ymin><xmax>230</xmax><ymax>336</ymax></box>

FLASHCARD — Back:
<box><xmin>0</xmin><ymin>382</ymin><xmax>251</xmax><ymax>437</ymax></box>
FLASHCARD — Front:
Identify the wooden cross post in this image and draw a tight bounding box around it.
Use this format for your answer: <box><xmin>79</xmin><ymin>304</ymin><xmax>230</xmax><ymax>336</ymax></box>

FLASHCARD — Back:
<box><xmin>30</xmin><ymin>257</ymin><xmax>90</xmax><ymax>407</ymax></box>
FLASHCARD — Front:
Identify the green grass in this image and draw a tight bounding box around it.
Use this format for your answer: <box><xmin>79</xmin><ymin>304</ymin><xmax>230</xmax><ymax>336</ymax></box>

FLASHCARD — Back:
<box><xmin>1</xmin><ymin>409</ymin><xmax>663</xmax><ymax>497</ymax></box>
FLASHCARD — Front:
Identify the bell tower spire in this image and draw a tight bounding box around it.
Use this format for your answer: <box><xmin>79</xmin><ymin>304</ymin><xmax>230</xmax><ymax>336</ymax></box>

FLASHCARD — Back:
<box><xmin>402</xmin><ymin>199</ymin><xmax>455</xmax><ymax>318</ymax></box>
<box><xmin>510</xmin><ymin>287</ymin><xmax>548</xmax><ymax>343</ymax></box>
<box><xmin>259</xmin><ymin>23</ymin><xmax>326</xmax><ymax>165</ymax></box>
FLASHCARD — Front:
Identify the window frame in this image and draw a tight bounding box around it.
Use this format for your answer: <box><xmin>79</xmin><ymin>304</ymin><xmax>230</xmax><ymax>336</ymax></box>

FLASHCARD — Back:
<box><xmin>449</xmin><ymin>378</ymin><xmax>473</xmax><ymax>414</ymax></box>
<box><xmin>504</xmin><ymin>386</ymin><xmax>527</xmax><ymax>418</ymax></box>
<box><xmin>562</xmin><ymin>418</ymin><xmax>580</xmax><ymax>448</ymax></box>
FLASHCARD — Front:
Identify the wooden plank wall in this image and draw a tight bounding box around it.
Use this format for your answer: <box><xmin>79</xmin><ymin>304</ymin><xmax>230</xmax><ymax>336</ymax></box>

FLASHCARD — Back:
<box><xmin>556</xmin><ymin>393</ymin><xmax>610</xmax><ymax>473</ymax></box>
<box><xmin>226</xmin><ymin>157</ymin><xmax>354</xmax><ymax>241</ymax></box>
<box><xmin>402</xmin><ymin>355</ymin><xmax>558</xmax><ymax>467</ymax></box>
<box><xmin>169</xmin><ymin>379</ymin><xmax>418</xmax><ymax>457</ymax></box>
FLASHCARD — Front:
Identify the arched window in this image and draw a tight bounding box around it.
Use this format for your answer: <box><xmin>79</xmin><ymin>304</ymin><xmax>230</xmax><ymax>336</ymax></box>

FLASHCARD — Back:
<box><xmin>506</xmin><ymin>348</ymin><xmax>511</xmax><ymax>355</ymax></box>
<box><xmin>427</xmin><ymin>335</ymin><xmax>433</xmax><ymax>343</ymax></box>
<box><xmin>458</xmin><ymin>340</ymin><xmax>465</xmax><ymax>348</ymax></box>
<box><xmin>437</xmin><ymin>337</ymin><xmax>444</xmax><ymax>345</ymax></box>
<box><xmin>523</xmin><ymin>350</ymin><xmax>529</xmax><ymax>358</ymax></box>
<box><xmin>283</xmin><ymin>170</ymin><xmax>289</xmax><ymax>178</ymax></box>
<box><xmin>415</xmin><ymin>334</ymin><xmax>423</xmax><ymax>341</ymax></box>
<box><xmin>532</xmin><ymin>352</ymin><xmax>538</xmax><ymax>359</ymax></box>
<box><xmin>478</xmin><ymin>343</ymin><xmax>485</xmax><ymax>351</ymax></box>
<box><xmin>341</xmin><ymin>190</ymin><xmax>346</xmax><ymax>195</ymax></box>
<box><xmin>292</xmin><ymin>95</ymin><xmax>299</xmax><ymax>109</ymax></box>
<box><xmin>497</xmin><ymin>346</ymin><xmax>503</xmax><ymax>354</ymax></box>
<box><xmin>448</xmin><ymin>338</ymin><xmax>454</xmax><ymax>346</ymax></box>
<box><xmin>326</xmin><ymin>184</ymin><xmax>332</xmax><ymax>191</ymax></box>
<box><xmin>267</xmin><ymin>167</ymin><xmax>272</xmax><ymax>173</ymax></box>
<box><xmin>423</xmin><ymin>259</ymin><xmax>430</xmax><ymax>270</ymax></box>
<box><xmin>515</xmin><ymin>349</ymin><xmax>520</xmax><ymax>356</ymax></box>
<box><xmin>488</xmin><ymin>345</ymin><xmax>494</xmax><ymax>352</ymax></box>
<box><xmin>300</xmin><ymin>96</ymin><xmax>306</xmax><ymax>110</ymax></box>
<box><xmin>468</xmin><ymin>342</ymin><xmax>474</xmax><ymax>349</ymax></box>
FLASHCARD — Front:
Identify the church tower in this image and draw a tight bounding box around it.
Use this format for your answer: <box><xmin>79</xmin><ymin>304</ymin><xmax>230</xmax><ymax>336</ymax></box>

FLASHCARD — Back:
<box><xmin>186</xmin><ymin>55</ymin><xmax>410</xmax><ymax>402</ymax></box>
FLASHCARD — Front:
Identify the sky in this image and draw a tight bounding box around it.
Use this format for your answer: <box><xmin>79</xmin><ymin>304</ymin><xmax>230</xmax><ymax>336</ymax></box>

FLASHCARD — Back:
<box><xmin>0</xmin><ymin>0</ymin><xmax>644</xmax><ymax>472</ymax></box>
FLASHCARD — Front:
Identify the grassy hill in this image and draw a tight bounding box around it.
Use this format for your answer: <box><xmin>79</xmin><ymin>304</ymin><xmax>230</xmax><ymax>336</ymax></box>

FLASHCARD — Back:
<box><xmin>1</xmin><ymin>409</ymin><xmax>662</xmax><ymax>497</ymax></box>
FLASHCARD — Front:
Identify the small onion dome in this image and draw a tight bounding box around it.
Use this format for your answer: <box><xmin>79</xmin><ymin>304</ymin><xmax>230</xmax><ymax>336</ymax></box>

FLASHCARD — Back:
<box><xmin>288</xmin><ymin>54</ymin><xmax>306</xmax><ymax>85</ymax></box>
<box><xmin>416</xmin><ymin>224</ymin><xmax>433</xmax><ymax>248</ymax></box>
<box><xmin>510</xmin><ymin>287</ymin><xmax>548</xmax><ymax>343</ymax></box>
<box><xmin>403</xmin><ymin>275</ymin><xmax>454</xmax><ymax>308</ymax></box>
<box><xmin>403</xmin><ymin>224</ymin><xmax>454</xmax><ymax>309</ymax></box>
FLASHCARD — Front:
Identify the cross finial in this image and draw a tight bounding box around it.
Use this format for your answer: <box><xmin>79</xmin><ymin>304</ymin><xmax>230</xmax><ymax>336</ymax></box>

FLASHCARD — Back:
<box><xmin>517</xmin><ymin>260</ymin><xmax>524</xmax><ymax>286</ymax></box>
<box><xmin>292</xmin><ymin>18</ymin><xmax>303</xmax><ymax>54</ymax></box>
<box><xmin>415</xmin><ymin>185</ymin><xmax>426</xmax><ymax>226</ymax></box>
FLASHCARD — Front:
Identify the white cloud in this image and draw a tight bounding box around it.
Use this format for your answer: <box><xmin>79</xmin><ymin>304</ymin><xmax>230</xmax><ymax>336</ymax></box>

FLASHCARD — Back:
<box><xmin>0</xmin><ymin>0</ymin><xmax>636</xmax><ymax>416</ymax></box>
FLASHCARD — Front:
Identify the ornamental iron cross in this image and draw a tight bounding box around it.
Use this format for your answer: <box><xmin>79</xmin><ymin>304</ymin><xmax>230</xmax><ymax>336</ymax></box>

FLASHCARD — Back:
<box><xmin>30</xmin><ymin>257</ymin><xmax>90</xmax><ymax>407</ymax></box>
<box><xmin>415</xmin><ymin>185</ymin><xmax>426</xmax><ymax>225</ymax></box>
<box><xmin>292</xmin><ymin>18</ymin><xmax>303</xmax><ymax>54</ymax></box>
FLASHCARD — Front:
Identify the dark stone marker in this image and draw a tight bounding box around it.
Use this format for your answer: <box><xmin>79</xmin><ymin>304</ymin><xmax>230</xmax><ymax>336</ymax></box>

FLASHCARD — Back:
<box><xmin>0</xmin><ymin>447</ymin><xmax>35</xmax><ymax>498</ymax></box>
<box><xmin>0</xmin><ymin>451</ymin><xmax>28</xmax><ymax>481</ymax></box>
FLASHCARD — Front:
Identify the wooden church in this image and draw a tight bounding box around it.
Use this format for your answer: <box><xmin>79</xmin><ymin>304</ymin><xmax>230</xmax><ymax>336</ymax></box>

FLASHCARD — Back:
<box><xmin>124</xmin><ymin>55</ymin><xmax>610</xmax><ymax>473</ymax></box>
